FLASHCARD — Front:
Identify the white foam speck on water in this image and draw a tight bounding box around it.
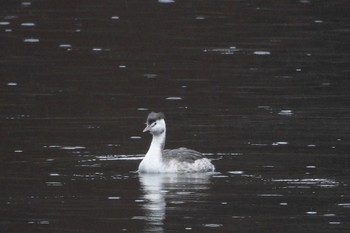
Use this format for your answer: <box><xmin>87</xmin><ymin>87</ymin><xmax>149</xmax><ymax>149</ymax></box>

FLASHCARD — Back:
<box><xmin>134</xmin><ymin>199</ymin><xmax>145</xmax><ymax>203</ymax></box>
<box><xmin>258</xmin><ymin>105</ymin><xmax>272</xmax><ymax>110</ymax></box>
<box><xmin>329</xmin><ymin>222</ymin><xmax>341</xmax><ymax>225</ymax></box>
<box><xmin>278</xmin><ymin>110</ymin><xmax>293</xmax><ymax>116</ymax></box>
<box><xmin>4</xmin><ymin>16</ymin><xmax>18</xmax><ymax>20</ymax></box>
<box><xmin>254</xmin><ymin>51</ymin><xmax>271</xmax><ymax>55</ymax></box>
<box><xmin>23</xmin><ymin>38</ymin><xmax>39</xmax><ymax>43</ymax></box>
<box><xmin>272</xmin><ymin>141</ymin><xmax>288</xmax><ymax>146</ymax></box>
<box><xmin>216</xmin><ymin>152</ymin><xmax>242</xmax><ymax>156</ymax></box>
<box><xmin>0</xmin><ymin>21</ymin><xmax>10</xmax><ymax>25</ymax></box>
<box><xmin>111</xmin><ymin>16</ymin><xmax>120</xmax><ymax>20</ymax></box>
<box><xmin>204</xmin><ymin>46</ymin><xmax>238</xmax><ymax>55</ymax></box>
<box><xmin>228</xmin><ymin>171</ymin><xmax>244</xmax><ymax>175</ymax></box>
<box><xmin>250</xmin><ymin>143</ymin><xmax>268</xmax><ymax>146</ymax></box>
<box><xmin>306</xmin><ymin>211</ymin><xmax>317</xmax><ymax>215</ymax></box>
<box><xmin>49</xmin><ymin>173</ymin><xmax>60</xmax><ymax>176</ymax></box>
<box><xmin>5</xmin><ymin>29</ymin><xmax>12</xmax><ymax>32</ymax></box>
<box><xmin>306</xmin><ymin>165</ymin><xmax>316</xmax><ymax>169</ymax></box>
<box><xmin>307</xmin><ymin>144</ymin><xmax>316</xmax><ymax>147</ymax></box>
<box><xmin>280</xmin><ymin>203</ymin><xmax>288</xmax><ymax>206</ymax></box>
<box><xmin>130</xmin><ymin>136</ymin><xmax>141</xmax><ymax>139</ymax></box>
<box><xmin>272</xmin><ymin>178</ymin><xmax>339</xmax><ymax>187</ymax></box>
<box><xmin>107</xmin><ymin>144</ymin><xmax>120</xmax><ymax>147</ymax></box>
<box><xmin>137</xmin><ymin>108</ymin><xmax>149</xmax><ymax>111</ymax></box>
<box><xmin>61</xmin><ymin>146</ymin><xmax>86</xmax><ymax>150</ymax></box>
<box><xmin>59</xmin><ymin>44</ymin><xmax>72</xmax><ymax>48</ymax></box>
<box><xmin>21</xmin><ymin>22</ymin><xmax>35</xmax><ymax>26</ymax></box>
<box><xmin>7</xmin><ymin>82</ymin><xmax>18</xmax><ymax>86</ymax></box>
<box><xmin>43</xmin><ymin>145</ymin><xmax>61</xmax><ymax>148</ymax></box>
<box><xmin>131</xmin><ymin>216</ymin><xmax>147</xmax><ymax>220</ymax></box>
<box><xmin>257</xmin><ymin>194</ymin><xmax>284</xmax><ymax>197</ymax></box>
<box><xmin>158</xmin><ymin>0</ymin><xmax>175</xmax><ymax>3</ymax></box>
<box><xmin>14</xmin><ymin>150</ymin><xmax>23</xmax><ymax>153</ymax></box>
<box><xmin>108</xmin><ymin>196</ymin><xmax>120</xmax><ymax>200</ymax></box>
<box><xmin>21</xmin><ymin>2</ymin><xmax>32</xmax><ymax>7</ymax></box>
<box><xmin>323</xmin><ymin>213</ymin><xmax>336</xmax><ymax>217</ymax></box>
<box><xmin>170</xmin><ymin>201</ymin><xmax>185</xmax><ymax>204</ymax></box>
<box><xmin>203</xmin><ymin>224</ymin><xmax>223</xmax><ymax>228</ymax></box>
<box><xmin>338</xmin><ymin>203</ymin><xmax>350</xmax><ymax>208</ymax></box>
<box><xmin>232</xmin><ymin>216</ymin><xmax>245</xmax><ymax>219</ymax></box>
<box><xmin>212</xmin><ymin>175</ymin><xmax>229</xmax><ymax>178</ymax></box>
<box><xmin>314</xmin><ymin>20</ymin><xmax>323</xmax><ymax>23</ymax></box>
<box><xmin>196</xmin><ymin>16</ymin><xmax>205</xmax><ymax>20</ymax></box>
<box><xmin>176</xmin><ymin>191</ymin><xmax>193</xmax><ymax>195</ymax></box>
<box><xmin>96</xmin><ymin>155</ymin><xmax>143</xmax><ymax>161</ymax></box>
<box><xmin>166</xmin><ymin>96</ymin><xmax>182</xmax><ymax>100</ymax></box>
<box><xmin>119</xmin><ymin>65</ymin><xmax>127</xmax><ymax>68</ymax></box>
<box><xmin>185</xmin><ymin>227</ymin><xmax>192</xmax><ymax>230</ymax></box>
<box><xmin>92</xmin><ymin>48</ymin><xmax>102</xmax><ymax>51</ymax></box>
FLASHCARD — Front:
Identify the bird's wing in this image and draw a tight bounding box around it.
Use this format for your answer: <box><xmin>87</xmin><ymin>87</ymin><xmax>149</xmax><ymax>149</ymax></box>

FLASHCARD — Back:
<box><xmin>163</xmin><ymin>147</ymin><xmax>204</xmax><ymax>163</ymax></box>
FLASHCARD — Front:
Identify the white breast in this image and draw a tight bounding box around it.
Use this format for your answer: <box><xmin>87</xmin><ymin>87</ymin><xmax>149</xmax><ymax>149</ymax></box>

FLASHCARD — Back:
<box><xmin>138</xmin><ymin>148</ymin><xmax>164</xmax><ymax>173</ymax></box>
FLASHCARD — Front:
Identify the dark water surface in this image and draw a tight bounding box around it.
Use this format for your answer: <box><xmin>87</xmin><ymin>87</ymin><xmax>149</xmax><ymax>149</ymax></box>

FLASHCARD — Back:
<box><xmin>1</xmin><ymin>0</ymin><xmax>349</xmax><ymax>232</ymax></box>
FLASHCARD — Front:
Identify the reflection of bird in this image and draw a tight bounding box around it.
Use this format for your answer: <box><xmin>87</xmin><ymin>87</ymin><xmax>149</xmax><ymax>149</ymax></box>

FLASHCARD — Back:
<box><xmin>139</xmin><ymin>174</ymin><xmax>166</xmax><ymax>233</ymax></box>
<box><xmin>138</xmin><ymin>112</ymin><xmax>215</xmax><ymax>173</ymax></box>
<box><xmin>138</xmin><ymin>173</ymin><xmax>211</xmax><ymax>232</ymax></box>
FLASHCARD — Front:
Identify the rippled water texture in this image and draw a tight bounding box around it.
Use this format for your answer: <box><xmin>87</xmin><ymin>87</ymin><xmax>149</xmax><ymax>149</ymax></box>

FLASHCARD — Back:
<box><xmin>1</xmin><ymin>0</ymin><xmax>349</xmax><ymax>232</ymax></box>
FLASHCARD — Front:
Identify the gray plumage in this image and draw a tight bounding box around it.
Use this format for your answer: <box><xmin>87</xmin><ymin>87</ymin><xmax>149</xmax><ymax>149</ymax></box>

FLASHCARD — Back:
<box><xmin>146</xmin><ymin>112</ymin><xmax>165</xmax><ymax>125</ymax></box>
<box><xmin>163</xmin><ymin>147</ymin><xmax>205</xmax><ymax>163</ymax></box>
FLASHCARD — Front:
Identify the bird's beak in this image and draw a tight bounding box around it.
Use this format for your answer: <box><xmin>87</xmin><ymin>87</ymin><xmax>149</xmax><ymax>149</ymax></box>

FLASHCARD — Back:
<box><xmin>143</xmin><ymin>125</ymin><xmax>152</xmax><ymax>132</ymax></box>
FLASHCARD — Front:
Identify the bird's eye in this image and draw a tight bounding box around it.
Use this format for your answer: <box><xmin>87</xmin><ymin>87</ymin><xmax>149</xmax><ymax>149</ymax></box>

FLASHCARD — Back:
<box><xmin>148</xmin><ymin>119</ymin><xmax>156</xmax><ymax>125</ymax></box>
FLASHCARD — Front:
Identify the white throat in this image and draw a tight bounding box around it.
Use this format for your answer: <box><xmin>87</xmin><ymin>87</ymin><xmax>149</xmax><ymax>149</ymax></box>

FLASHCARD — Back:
<box><xmin>151</xmin><ymin>127</ymin><xmax>166</xmax><ymax>149</ymax></box>
<box><xmin>138</xmin><ymin>123</ymin><xmax>166</xmax><ymax>173</ymax></box>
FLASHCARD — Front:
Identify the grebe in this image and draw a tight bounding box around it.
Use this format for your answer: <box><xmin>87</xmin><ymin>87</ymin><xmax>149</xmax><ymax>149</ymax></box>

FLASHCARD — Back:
<box><xmin>138</xmin><ymin>112</ymin><xmax>215</xmax><ymax>173</ymax></box>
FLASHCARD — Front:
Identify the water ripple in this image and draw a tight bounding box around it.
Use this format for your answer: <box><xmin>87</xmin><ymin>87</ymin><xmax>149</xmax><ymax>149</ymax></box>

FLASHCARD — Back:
<box><xmin>272</xmin><ymin>178</ymin><xmax>339</xmax><ymax>187</ymax></box>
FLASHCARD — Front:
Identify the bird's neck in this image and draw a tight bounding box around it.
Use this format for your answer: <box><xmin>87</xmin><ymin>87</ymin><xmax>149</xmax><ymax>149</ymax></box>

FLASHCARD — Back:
<box><xmin>144</xmin><ymin>129</ymin><xmax>166</xmax><ymax>162</ymax></box>
<box><xmin>139</xmin><ymin>130</ymin><xmax>166</xmax><ymax>173</ymax></box>
<box><xmin>149</xmin><ymin>130</ymin><xmax>166</xmax><ymax>153</ymax></box>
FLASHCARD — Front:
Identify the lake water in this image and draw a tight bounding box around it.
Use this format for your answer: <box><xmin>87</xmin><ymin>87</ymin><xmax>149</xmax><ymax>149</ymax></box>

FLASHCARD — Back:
<box><xmin>0</xmin><ymin>0</ymin><xmax>349</xmax><ymax>232</ymax></box>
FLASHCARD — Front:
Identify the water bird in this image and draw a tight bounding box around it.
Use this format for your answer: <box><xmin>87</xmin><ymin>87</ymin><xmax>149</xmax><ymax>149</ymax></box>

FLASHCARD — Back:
<box><xmin>138</xmin><ymin>112</ymin><xmax>215</xmax><ymax>173</ymax></box>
